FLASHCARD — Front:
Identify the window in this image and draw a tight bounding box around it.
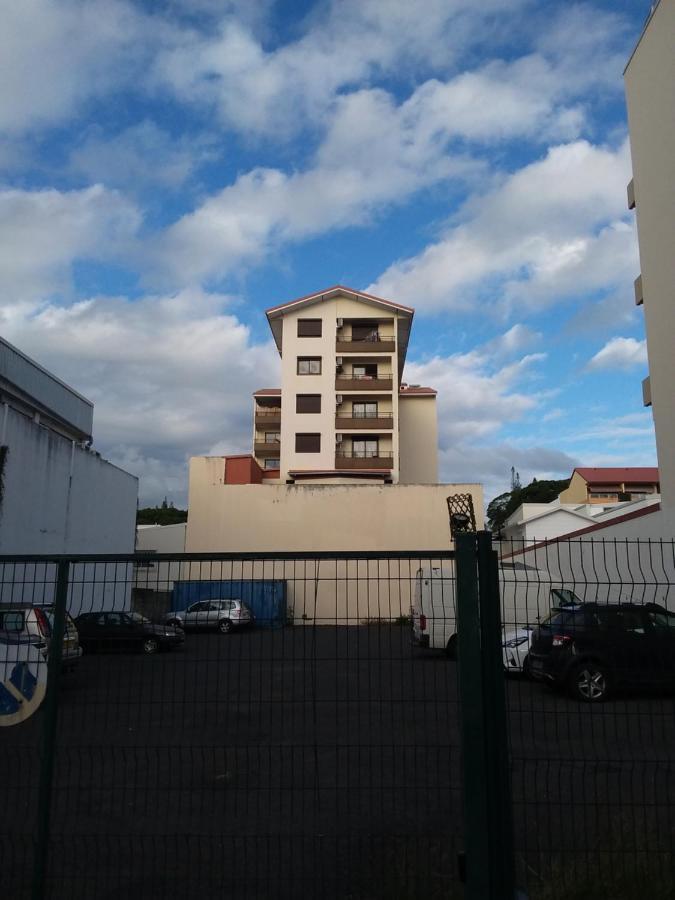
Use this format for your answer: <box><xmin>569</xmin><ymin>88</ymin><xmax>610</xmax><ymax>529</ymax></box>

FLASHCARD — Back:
<box><xmin>352</xmin><ymin>438</ymin><xmax>378</xmax><ymax>458</ymax></box>
<box><xmin>297</xmin><ymin>318</ymin><xmax>322</xmax><ymax>337</ymax></box>
<box><xmin>296</xmin><ymin>394</ymin><xmax>321</xmax><ymax>413</ymax></box>
<box><xmin>297</xmin><ymin>357</ymin><xmax>321</xmax><ymax>375</ymax></box>
<box><xmin>264</xmin><ymin>458</ymin><xmax>280</xmax><ymax>469</ymax></box>
<box><xmin>295</xmin><ymin>433</ymin><xmax>321</xmax><ymax>453</ymax></box>
<box><xmin>0</xmin><ymin>611</ymin><xmax>24</xmax><ymax>631</ymax></box>
<box><xmin>352</xmin><ymin>364</ymin><xmax>378</xmax><ymax>378</ymax></box>
<box><xmin>647</xmin><ymin>609</ymin><xmax>675</xmax><ymax>630</ymax></box>
<box><xmin>352</xmin><ymin>323</ymin><xmax>380</xmax><ymax>342</ymax></box>
<box><xmin>353</xmin><ymin>402</ymin><xmax>378</xmax><ymax>419</ymax></box>
<box><xmin>264</xmin><ymin>432</ymin><xmax>280</xmax><ymax>443</ymax></box>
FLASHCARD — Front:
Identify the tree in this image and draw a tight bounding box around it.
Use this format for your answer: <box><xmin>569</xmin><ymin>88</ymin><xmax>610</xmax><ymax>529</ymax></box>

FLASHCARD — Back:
<box><xmin>486</xmin><ymin>477</ymin><xmax>570</xmax><ymax>534</ymax></box>
<box><xmin>137</xmin><ymin>505</ymin><xmax>188</xmax><ymax>526</ymax></box>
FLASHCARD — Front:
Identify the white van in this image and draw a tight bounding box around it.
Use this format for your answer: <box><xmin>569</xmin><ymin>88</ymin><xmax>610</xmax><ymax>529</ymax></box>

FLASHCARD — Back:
<box><xmin>411</xmin><ymin>561</ymin><xmax>584</xmax><ymax>667</ymax></box>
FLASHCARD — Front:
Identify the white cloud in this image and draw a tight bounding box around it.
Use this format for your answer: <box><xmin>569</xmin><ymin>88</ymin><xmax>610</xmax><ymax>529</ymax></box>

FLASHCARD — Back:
<box><xmin>368</xmin><ymin>139</ymin><xmax>637</xmax><ymax>313</ymax></box>
<box><xmin>151</xmin><ymin>0</ymin><xmax>528</xmax><ymax>138</ymax></box>
<box><xmin>2</xmin><ymin>287</ymin><xmax>280</xmax><ymax>505</ymax></box>
<box><xmin>70</xmin><ymin>121</ymin><xmax>216</xmax><ymax>192</ymax></box>
<box><xmin>587</xmin><ymin>336</ymin><xmax>648</xmax><ymax>371</ymax></box>
<box><xmin>0</xmin><ymin>0</ymin><xmax>149</xmax><ymax>135</ymax></box>
<box><xmin>0</xmin><ymin>185</ymin><xmax>140</xmax><ymax>308</ymax></box>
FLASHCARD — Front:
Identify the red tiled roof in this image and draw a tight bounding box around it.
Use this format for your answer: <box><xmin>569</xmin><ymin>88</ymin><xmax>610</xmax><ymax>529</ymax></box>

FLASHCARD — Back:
<box><xmin>574</xmin><ymin>467</ymin><xmax>659</xmax><ymax>485</ymax></box>
<box><xmin>253</xmin><ymin>388</ymin><xmax>281</xmax><ymax>396</ymax></box>
<box><xmin>265</xmin><ymin>284</ymin><xmax>414</xmax><ymax>315</ymax></box>
<box><xmin>399</xmin><ymin>385</ymin><xmax>437</xmax><ymax>395</ymax></box>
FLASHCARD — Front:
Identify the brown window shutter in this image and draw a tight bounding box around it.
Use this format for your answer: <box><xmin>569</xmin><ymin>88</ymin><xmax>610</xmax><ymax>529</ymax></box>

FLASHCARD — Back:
<box><xmin>297</xmin><ymin>319</ymin><xmax>322</xmax><ymax>337</ymax></box>
<box><xmin>296</xmin><ymin>394</ymin><xmax>322</xmax><ymax>413</ymax></box>
<box><xmin>295</xmin><ymin>433</ymin><xmax>321</xmax><ymax>452</ymax></box>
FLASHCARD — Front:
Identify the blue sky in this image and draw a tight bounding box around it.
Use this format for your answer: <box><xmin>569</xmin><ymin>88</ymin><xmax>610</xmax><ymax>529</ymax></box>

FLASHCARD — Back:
<box><xmin>0</xmin><ymin>0</ymin><xmax>656</xmax><ymax>505</ymax></box>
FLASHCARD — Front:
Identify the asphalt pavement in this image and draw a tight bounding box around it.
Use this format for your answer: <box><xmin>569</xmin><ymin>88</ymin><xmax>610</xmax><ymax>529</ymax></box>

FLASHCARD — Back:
<box><xmin>2</xmin><ymin>626</ymin><xmax>674</xmax><ymax>899</ymax></box>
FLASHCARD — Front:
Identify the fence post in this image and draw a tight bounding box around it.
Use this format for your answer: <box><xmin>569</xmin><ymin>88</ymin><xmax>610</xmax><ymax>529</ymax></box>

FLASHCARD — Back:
<box><xmin>32</xmin><ymin>559</ymin><xmax>70</xmax><ymax>900</ymax></box>
<box><xmin>456</xmin><ymin>531</ymin><xmax>516</xmax><ymax>900</ymax></box>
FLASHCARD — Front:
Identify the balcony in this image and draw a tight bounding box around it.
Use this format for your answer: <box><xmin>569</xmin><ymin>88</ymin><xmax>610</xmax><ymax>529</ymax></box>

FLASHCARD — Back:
<box><xmin>336</xmin><ymin>334</ymin><xmax>395</xmax><ymax>353</ymax></box>
<box><xmin>335</xmin><ymin>451</ymin><xmax>394</xmax><ymax>469</ymax></box>
<box><xmin>335</xmin><ymin>374</ymin><xmax>393</xmax><ymax>392</ymax></box>
<box><xmin>254</xmin><ymin>441</ymin><xmax>281</xmax><ymax>457</ymax></box>
<box><xmin>335</xmin><ymin>414</ymin><xmax>393</xmax><ymax>430</ymax></box>
<box><xmin>254</xmin><ymin>407</ymin><xmax>281</xmax><ymax>426</ymax></box>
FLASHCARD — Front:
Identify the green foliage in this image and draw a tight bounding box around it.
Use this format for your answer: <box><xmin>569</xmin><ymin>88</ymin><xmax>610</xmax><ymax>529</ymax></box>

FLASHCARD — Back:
<box><xmin>487</xmin><ymin>476</ymin><xmax>570</xmax><ymax>532</ymax></box>
<box><xmin>136</xmin><ymin>504</ymin><xmax>188</xmax><ymax>526</ymax></box>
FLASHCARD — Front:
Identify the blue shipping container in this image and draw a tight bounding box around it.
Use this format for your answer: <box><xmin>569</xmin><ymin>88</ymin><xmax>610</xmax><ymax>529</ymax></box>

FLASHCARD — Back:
<box><xmin>172</xmin><ymin>580</ymin><xmax>287</xmax><ymax>629</ymax></box>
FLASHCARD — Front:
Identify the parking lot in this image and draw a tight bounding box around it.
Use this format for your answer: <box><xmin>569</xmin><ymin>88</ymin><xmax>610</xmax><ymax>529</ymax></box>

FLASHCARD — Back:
<box><xmin>3</xmin><ymin>625</ymin><xmax>675</xmax><ymax>898</ymax></box>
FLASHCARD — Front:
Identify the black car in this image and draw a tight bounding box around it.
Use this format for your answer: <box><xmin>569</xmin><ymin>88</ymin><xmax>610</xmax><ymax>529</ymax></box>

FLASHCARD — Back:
<box><xmin>528</xmin><ymin>602</ymin><xmax>675</xmax><ymax>702</ymax></box>
<box><xmin>75</xmin><ymin>611</ymin><xmax>184</xmax><ymax>655</ymax></box>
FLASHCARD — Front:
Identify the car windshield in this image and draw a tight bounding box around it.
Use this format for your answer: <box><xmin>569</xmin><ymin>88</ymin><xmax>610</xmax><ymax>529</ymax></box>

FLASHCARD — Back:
<box><xmin>540</xmin><ymin>608</ymin><xmax>580</xmax><ymax>627</ymax></box>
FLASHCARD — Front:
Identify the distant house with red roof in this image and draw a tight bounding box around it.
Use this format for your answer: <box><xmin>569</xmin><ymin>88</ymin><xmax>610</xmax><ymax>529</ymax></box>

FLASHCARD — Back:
<box><xmin>559</xmin><ymin>467</ymin><xmax>660</xmax><ymax>505</ymax></box>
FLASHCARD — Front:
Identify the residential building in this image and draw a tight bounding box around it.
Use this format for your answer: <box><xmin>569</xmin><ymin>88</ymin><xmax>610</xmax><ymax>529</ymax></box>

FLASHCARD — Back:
<box><xmin>558</xmin><ymin>467</ymin><xmax>660</xmax><ymax>505</ymax></box>
<box><xmin>0</xmin><ymin>335</ymin><xmax>138</xmax><ymax>557</ymax></box>
<box><xmin>182</xmin><ymin>286</ymin><xmax>482</xmax><ymax>622</ymax></box>
<box><xmin>625</xmin><ymin>0</ymin><xmax>675</xmax><ymax>510</ymax></box>
<box><xmin>250</xmin><ymin>285</ymin><xmax>437</xmax><ymax>484</ymax></box>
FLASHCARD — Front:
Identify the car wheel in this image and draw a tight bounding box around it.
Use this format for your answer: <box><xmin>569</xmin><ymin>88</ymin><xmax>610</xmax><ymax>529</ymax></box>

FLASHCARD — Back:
<box><xmin>445</xmin><ymin>633</ymin><xmax>458</xmax><ymax>660</ymax></box>
<box><xmin>219</xmin><ymin>619</ymin><xmax>233</xmax><ymax>634</ymax></box>
<box><xmin>570</xmin><ymin>661</ymin><xmax>611</xmax><ymax>702</ymax></box>
<box><xmin>143</xmin><ymin>637</ymin><xmax>159</xmax><ymax>655</ymax></box>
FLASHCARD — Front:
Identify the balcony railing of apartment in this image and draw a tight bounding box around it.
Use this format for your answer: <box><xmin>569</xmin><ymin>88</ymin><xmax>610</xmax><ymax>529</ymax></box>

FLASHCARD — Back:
<box><xmin>335</xmin><ymin>451</ymin><xmax>394</xmax><ymax>469</ymax></box>
<box><xmin>335</xmin><ymin>374</ymin><xmax>393</xmax><ymax>392</ymax></box>
<box><xmin>254</xmin><ymin>407</ymin><xmax>282</xmax><ymax>424</ymax></box>
<box><xmin>336</xmin><ymin>334</ymin><xmax>395</xmax><ymax>353</ymax></box>
<box><xmin>254</xmin><ymin>440</ymin><xmax>281</xmax><ymax>457</ymax></box>
<box><xmin>335</xmin><ymin>414</ymin><xmax>394</xmax><ymax>430</ymax></box>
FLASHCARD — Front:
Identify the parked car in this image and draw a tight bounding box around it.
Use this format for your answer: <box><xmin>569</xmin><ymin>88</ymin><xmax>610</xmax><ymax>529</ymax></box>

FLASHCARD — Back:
<box><xmin>166</xmin><ymin>599</ymin><xmax>253</xmax><ymax>634</ymax></box>
<box><xmin>502</xmin><ymin>625</ymin><xmax>534</xmax><ymax>675</ymax></box>
<box><xmin>502</xmin><ymin>594</ymin><xmax>585</xmax><ymax>676</ymax></box>
<box><xmin>0</xmin><ymin>603</ymin><xmax>82</xmax><ymax>672</ymax></box>
<box><xmin>75</xmin><ymin>611</ymin><xmax>184</xmax><ymax>654</ymax></box>
<box><xmin>528</xmin><ymin>602</ymin><xmax>675</xmax><ymax>702</ymax></box>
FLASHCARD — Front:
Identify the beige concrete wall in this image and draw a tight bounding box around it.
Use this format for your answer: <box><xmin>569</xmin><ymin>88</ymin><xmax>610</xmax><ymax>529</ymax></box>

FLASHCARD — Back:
<box><xmin>558</xmin><ymin>471</ymin><xmax>587</xmax><ymax>504</ymax></box>
<box><xmin>187</xmin><ymin>462</ymin><xmax>483</xmax><ymax>552</ymax></box>
<box><xmin>398</xmin><ymin>395</ymin><xmax>438</xmax><ymax>483</ymax></box>
<box><xmin>625</xmin><ymin>0</ymin><xmax>675</xmax><ymax>508</ymax></box>
<box><xmin>185</xmin><ymin>459</ymin><xmax>482</xmax><ymax>622</ymax></box>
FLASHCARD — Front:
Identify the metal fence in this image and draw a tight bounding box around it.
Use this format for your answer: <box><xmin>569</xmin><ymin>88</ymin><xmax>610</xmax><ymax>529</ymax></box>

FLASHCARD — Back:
<box><xmin>1</xmin><ymin>539</ymin><xmax>675</xmax><ymax>899</ymax></box>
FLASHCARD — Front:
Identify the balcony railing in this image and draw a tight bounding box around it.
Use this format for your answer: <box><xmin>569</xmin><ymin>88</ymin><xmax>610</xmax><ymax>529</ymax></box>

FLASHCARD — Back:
<box><xmin>335</xmin><ymin>374</ymin><xmax>393</xmax><ymax>392</ymax></box>
<box><xmin>254</xmin><ymin>407</ymin><xmax>281</xmax><ymax>425</ymax></box>
<box><xmin>336</xmin><ymin>334</ymin><xmax>395</xmax><ymax>353</ymax></box>
<box><xmin>254</xmin><ymin>441</ymin><xmax>281</xmax><ymax>457</ymax></box>
<box><xmin>335</xmin><ymin>451</ymin><xmax>394</xmax><ymax>469</ymax></box>
<box><xmin>335</xmin><ymin>414</ymin><xmax>394</xmax><ymax>430</ymax></box>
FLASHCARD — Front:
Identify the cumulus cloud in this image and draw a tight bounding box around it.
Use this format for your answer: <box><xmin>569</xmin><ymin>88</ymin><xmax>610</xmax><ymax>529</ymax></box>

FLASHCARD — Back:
<box><xmin>0</xmin><ymin>0</ymin><xmax>150</xmax><ymax>135</ymax></box>
<box><xmin>368</xmin><ymin>139</ymin><xmax>637</xmax><ymax>314</ymax></box>
<box><xmin>70</xmin><ymin>121</ymin><xmax>217</xmax><ymax>192</ymax></box>
<box><xmin>0</xmin><ymin>185</ymin><xmax>140</xmax><ymax>308</ymax></box>
<box><xmin>3</xmin><ymin>288</ymin><xmax>280</xmax><ymax>505</ymax></box>
<box><xmin>587</xmin><ymin>336</ymin><xmax>648</xmax><ymax>371</ymax></box>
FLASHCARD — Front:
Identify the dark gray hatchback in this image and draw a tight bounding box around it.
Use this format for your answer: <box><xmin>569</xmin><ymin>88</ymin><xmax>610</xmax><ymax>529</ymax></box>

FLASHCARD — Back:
<box><xmin>528</xmin><ymin>602</ymin><xmax>675</xmax><ymax>702</ymax></box>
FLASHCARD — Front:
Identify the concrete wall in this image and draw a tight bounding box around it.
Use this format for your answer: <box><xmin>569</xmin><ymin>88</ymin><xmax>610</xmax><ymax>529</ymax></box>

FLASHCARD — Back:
<box><xmin>184</xmin><ymin>457</ymin><xmax>482</xmax><ymax>622</ymax></box>
<box><xmin>625</xmin><ymin>0</ymin><xmax>675</xmax><ymax>508</ymax></box>
<box><xmin>558</xmin><ymin>471</ymin><xmax>587</xmax><ymax>504</ymax></box>
<box><xmin>0</xmin><ymin>406</ymin><xmax>138</xmax><ymax>614</ymax></box>
<box><xmin>187</xmin><ymin>457</ymin><xmax>483</xmax><ymax>552</ymax></box>
<box><xmin>398</xmin><ymin>395</ymin><xmax>438</xmax><ymax>483</ymax></box>
<box><xmin>0</xmin><ymin>406</ymin><xmax>137</xmax><ymax>555</ymax></box>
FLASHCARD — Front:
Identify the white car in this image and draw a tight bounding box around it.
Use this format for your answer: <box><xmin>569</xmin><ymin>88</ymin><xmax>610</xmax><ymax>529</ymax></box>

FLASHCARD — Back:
<box><xmin>166</xmin><ymin>599</ymin><xmax>253</xmax><ymax>634</ymax></box>
<box><xmin>502</xmin><ymin>625</ymin><xmax>534</xmax><ymax>675</ymax></box>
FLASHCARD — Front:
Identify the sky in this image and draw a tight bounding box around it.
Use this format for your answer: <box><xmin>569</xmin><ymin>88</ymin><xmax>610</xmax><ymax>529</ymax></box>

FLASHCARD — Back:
<box><xmin>0</xmin><ymin>0</ymin><xmax>657</xmax><ymax>507</ymax></box>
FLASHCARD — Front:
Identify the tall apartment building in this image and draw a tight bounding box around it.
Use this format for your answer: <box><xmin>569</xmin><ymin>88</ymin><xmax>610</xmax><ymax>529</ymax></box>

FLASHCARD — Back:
<box><xmin>185</xmin><ymin>285</ymin><xmax>483</xmax><ymax>560</ymax></box>
<box><xmin>251</xmin><ymin>285</ymin><xmax>438</xmax><ymax>485</ymax></box>
<box><xmin>624</xmin><ymin>0</ymin><xmax>675</xmax><ymax>509</ymax></box>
